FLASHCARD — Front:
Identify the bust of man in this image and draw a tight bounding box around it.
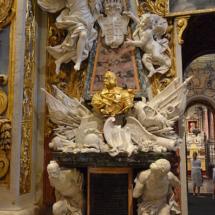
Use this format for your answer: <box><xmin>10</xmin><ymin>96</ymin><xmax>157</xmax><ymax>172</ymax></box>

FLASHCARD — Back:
<box><xmin>91</xmin><ymin>71</ymin><xmax>134</xmax><ymax>116</ymax></box>
<box><xmin>47</xmin><ymin>161</ymin><xmax>86</xmax><ymax>215</ymax></box>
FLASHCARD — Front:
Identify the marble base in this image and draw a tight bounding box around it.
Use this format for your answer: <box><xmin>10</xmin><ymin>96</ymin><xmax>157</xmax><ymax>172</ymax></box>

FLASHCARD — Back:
<box><xmin>0</xmin><ymin>205</ymin><xmax>44</xmax><ymax>215</ymax></box>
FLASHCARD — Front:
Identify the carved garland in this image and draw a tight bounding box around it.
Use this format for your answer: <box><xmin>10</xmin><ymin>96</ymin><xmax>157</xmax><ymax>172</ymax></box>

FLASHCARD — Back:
<box><xmin>19</xmin><ymin>0</ymin><xmax>36</xmax><ymax>194</ymax></box>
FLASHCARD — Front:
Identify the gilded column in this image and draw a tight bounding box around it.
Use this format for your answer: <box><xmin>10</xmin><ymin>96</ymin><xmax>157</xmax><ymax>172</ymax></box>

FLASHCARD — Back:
<box><xmin>19</xmin><ymin>0</ymin><xmax>36</xmax><ymax>195</ymax></box>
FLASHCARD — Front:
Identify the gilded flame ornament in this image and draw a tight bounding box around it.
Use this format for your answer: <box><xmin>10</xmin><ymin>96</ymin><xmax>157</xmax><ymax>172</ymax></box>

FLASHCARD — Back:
<box><xmin>91</xmin><ymin>71</ymin><xmax>134</xmax><ymax>116</ymax></box>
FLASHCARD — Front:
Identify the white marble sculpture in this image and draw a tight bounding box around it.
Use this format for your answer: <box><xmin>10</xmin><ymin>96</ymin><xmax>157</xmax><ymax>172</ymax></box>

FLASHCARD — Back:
<box><xmin>98</xmin><ymin>0</ymin><xmax>130</xmax><ymax>48</ymax></box>
<box><xmin>133</xmin><ymin>159</ymin><xmax>180</xmax><ymax>215</ymax></box>
<box><xmin>47</xmin><ymin>161</ymin><xmax>86</xmax><ymax>215</ymax></box>
<box><xmin>125</xmin><ymin>12</ymin><xmax>171</xmax><ymax>78</ymax></box>
<box><xmin>42</xmin><ymin>76</ymin><xmax>192</xmax><ymax>156</ymax></box>
<box><xmin>37</xmin><ymin>0</ymin><xmax>102</xmax><ymax>73</ymax></box>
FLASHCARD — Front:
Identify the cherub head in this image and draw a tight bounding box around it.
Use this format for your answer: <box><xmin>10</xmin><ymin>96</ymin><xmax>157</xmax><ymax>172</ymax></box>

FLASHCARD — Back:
<box><xmin>104</xmin><ymin>71</ymin><xmax>117</xmax><ymax>89</ymax></box>
<box><xmin>150</xmin><ymin>159</ymin><xmax>171</xmax><ymax>176</ymax></box>
<box><xmin>140</xmin><ymin>14</ymin><xmax>155</xmax><ymax>30</ymax></box>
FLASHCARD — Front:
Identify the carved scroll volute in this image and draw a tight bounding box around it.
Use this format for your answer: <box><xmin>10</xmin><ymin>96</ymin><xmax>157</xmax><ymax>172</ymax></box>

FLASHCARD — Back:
<box><xmin>137</xmin><ymin>0</ymin><xmax>165</xmax><ymax>17</ymax></box>
<box><xmin>0</xmin><ymin>0</ymin><xmax>15</xmax><ymax>31</ymax></box>
<box><xmin>176</xmin><ymin>16</ymin><xmax>190</xmax><ymax>45</ymax></box>
<box><xmin>0</xmin><ymin>75</ymin><xmax>8</xmax><ymax>115</ymax></box>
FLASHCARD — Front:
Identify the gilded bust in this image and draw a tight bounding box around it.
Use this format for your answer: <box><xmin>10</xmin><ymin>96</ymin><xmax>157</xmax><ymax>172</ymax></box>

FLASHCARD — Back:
<box><xmin>91</xmin><ymin>71</ymin><xmax>134</xmax><ymax>116</ymax></box>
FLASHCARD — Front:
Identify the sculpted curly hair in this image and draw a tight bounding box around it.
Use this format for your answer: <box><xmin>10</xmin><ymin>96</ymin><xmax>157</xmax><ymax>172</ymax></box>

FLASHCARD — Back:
<box><xmin>156</xmin><ymin>159</ymin><xmax>171</xmax><ymax>175</ymax></box>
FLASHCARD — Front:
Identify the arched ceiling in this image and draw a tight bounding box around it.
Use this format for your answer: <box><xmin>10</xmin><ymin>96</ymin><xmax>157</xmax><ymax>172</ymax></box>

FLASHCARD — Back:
<box><xmin>182</xmin><ymin>14</ymin><xmax>215</xmax><ymax>71</ymax></box>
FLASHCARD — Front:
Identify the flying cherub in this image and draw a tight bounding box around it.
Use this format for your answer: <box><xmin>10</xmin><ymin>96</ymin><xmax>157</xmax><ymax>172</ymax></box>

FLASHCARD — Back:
<box><xmin>124</xmin><ymin>12</ymin><xmax>172</xmax><ymax>78</ymax></box>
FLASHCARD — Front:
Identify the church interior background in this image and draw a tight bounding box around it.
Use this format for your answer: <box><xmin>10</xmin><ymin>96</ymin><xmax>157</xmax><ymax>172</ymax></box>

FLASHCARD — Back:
<box><xmin>1</xmin><ymin>0</ymin><xmax>215</xmax><ymax>215</ymax></box>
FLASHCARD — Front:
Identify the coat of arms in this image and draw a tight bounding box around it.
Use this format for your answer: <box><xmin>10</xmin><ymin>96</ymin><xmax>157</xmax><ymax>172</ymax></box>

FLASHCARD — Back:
<box><xmin>98</xmin><ymin>0</ymin><xmax>130</xmax><ymax>48</ymax></box>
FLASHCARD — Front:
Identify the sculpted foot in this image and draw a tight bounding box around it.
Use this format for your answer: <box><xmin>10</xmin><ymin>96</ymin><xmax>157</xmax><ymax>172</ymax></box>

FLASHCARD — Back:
<box><xmin>147</xmin><ymin>70</ymin><xmax>156</xmax><ymax>78</ymax></box>
<box><xmin>55</xmin><ymin>60</ymin><xmax>61</xmax><ymax>75</ymax></box>
<box><xmin>74</xmin><ymin>62</ymin><xmax>81</xmax><ymax>71</ymax></box>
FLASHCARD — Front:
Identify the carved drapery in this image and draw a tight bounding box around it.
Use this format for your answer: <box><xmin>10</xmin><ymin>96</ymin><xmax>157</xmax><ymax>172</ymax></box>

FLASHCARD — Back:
<box><xmin>136</xmin><ymin>0</ymin><xmax>176</xmax><ymax>97</ymax></box>
<box><xmin>19</xmin><ymin>0</ymin><xmax>36</xmax><ymax>195</ymax></box>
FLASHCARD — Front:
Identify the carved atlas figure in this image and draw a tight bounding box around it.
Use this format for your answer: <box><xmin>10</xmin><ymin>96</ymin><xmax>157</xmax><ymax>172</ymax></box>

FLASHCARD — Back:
<box><xmin>133</xmin><ymin>159</ymin><xmax>180</xmax><ymax>215</ymax></box>
<box><xmin>47</xmin><ymin>161</ymin><xmax>86</xmax><ymax>215</ymax></box>
<box><xmin>37</xmin><ymin>0</ymin><xmax>102</xmax><ymax>73</ymax></box>
<box><xmin>42</xmin><ymin>71</ymin><xmax>192</xmax><ymax>157</ymax></box>
<box><xmin>125</xmin><ymin>12</ymin><xmax>172</xmax><ymax>78</ymax></box>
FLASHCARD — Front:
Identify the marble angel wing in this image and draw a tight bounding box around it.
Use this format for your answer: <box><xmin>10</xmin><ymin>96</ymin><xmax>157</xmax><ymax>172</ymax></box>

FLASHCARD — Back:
<box><xmin>148</xmin><ymin>76</ymin><xmax>193</xmax><ymax>121</ymax></box>
<box><xmin>37</xmin><ymin>0</ymin><xmax>67</xmax><ymax>13</ymax></box>
<box><xmin>151</xmin><ymin>14</ymin><xmax>168</xmax><ymax>40</ymax></box>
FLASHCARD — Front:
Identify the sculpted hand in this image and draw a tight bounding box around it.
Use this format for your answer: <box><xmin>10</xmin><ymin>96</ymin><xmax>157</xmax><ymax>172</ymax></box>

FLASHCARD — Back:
<box><xmin>123</xmin><ymin>11</ymin><xmax>134</xmax><ymax>19</ymax></box>
<box><xmin>125</xmin><ymin>38</ymin><xmax>134</xmax><ymax>45</ymax></box>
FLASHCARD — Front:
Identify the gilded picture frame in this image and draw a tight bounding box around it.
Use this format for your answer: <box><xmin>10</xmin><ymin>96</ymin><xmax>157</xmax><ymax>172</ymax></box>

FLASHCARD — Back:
<box><xmin>186</xmin><ymin>119</ymin><xmax>200</xmax><ymax>134</ymax></box>
<box><xmin>165</xmin><ymin>0</ymin><xmax>215</xmax><ymax>17</ymax></box>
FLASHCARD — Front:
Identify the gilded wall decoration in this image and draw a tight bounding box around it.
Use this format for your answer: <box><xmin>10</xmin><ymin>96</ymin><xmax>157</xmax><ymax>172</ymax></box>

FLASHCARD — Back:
<box><xmin>0</xmin><ymin>0</ymin><xmax>16</xmax><ymax>188</ymax></box>
<box><xmin>0</xmin><ymin>74</ymin><xmax>11</xmax><ymax>184</ymax></box>
<box><xmin>19</xmin><ymin>0</ymin><xmax>36</xmax><ymax>195</ymax></box>
<box><xmin>0</xmin><ymin>0</ymin><xmax>15</xmax><ymax>33</ymax></box>
<box><xmin>176</xmin><ymin>16</ymin><xmax>190</xmax><ymax>45</ymax></box>
<box><xmin>184</xmin><ymin>55</ymin><xmax>215</xmax><ymax>100</ymax></box>
<box><xmin>137</xmin><ymin>1</ymin><xmax>176</xmax><ymax>97</ymax></box>
<box><xmin>137</xmin><ymin>0</ymin><xmax>165</xmax><ymax>17</ymax></box>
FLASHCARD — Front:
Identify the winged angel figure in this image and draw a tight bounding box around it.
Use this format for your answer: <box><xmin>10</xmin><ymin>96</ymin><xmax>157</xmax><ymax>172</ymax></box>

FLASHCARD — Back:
<box><xmin>43</xmin><ymin>76</ymin><xmax>192</xmax><ymax>157</ymax></box>
<box><xmin>37</xmin><ymin>0</ymin><xmax>102</xmax><ymax>73</ymax></box>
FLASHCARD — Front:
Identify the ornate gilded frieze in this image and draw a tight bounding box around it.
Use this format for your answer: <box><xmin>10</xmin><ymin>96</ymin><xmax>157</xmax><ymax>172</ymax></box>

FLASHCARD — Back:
<box><xmin>19</xmin><ymin>0</ymin><xmax>36</xmax><ymax>194</ymax></box>
<box><xmin>0</xmin><ymin>0</ymin><xmax>15</xmax><ymax>33</ymax></box>
<box><xmin>176</xmin><ymin>16</ymin><xmax>190</xmax><ymax>45</ymax></box>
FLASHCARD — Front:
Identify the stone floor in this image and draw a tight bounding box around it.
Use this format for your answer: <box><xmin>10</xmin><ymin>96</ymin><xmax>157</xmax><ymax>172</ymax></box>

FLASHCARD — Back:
<box><xmin>187</xmin><ymin>178</ymin><xmax>213</xmax><ymax>193</ymax></box>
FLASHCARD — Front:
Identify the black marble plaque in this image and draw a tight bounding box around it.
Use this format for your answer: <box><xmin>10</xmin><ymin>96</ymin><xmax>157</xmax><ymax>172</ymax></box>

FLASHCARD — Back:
<box><xmin>90</xmin><ymin>173</ymin><xmax>128</xmax><ymax>215</ymax></box>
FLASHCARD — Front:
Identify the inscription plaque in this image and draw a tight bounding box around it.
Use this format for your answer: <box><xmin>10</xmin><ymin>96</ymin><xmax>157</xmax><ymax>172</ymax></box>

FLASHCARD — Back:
<box><xmin>88</xmin><ymin>168</ymin><xmax>133</xmax><ymax>215</ymax></box>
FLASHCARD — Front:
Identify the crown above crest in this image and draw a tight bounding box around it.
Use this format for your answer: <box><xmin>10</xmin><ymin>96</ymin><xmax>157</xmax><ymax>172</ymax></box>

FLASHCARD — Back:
<box><xmin>104</xmin><ymin>0</ymin><xmax>122</xmax><ymax>6</ymax></box>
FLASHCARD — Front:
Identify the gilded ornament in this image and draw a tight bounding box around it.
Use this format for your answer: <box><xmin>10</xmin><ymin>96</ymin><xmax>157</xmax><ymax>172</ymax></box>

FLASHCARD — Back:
<box><xmin>176</xmin><ymin>16</ymin><xmax>190</xmax><ymax>45</ymax></box>
<box><xmin>0</xmin><ymin>0</ymin><xmax>15</xmax><ymax>32</ymax></box>
<box><xmin>19</xmin><ymin>0</ymin><xmax>36</xmax><ymax>195</ymax></box>
<box><xmin>0</xmin><ymin>150</ymin><xmax>9</xmax><ymax>179</ymax></box>
<box><xmin>91</xmin><ymin>71</ymin><xmax>134</xmax><ymax>116</ymax></box>
<box><xmin>0</xmin><ymin>74</ymin><xmax>8</xmax><ymax>115</ymax></box>
<box><xmin>137</xmin><ymin>0</ymin><xmax>165</xmax><ymax>17</ymax></box>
